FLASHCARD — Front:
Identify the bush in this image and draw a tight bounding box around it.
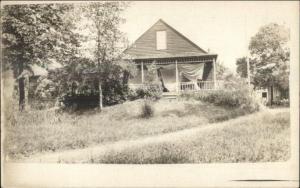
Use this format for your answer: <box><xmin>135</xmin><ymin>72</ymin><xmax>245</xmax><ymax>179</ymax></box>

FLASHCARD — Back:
<box><xmin>128</xmin><ymin>84</ymin><xmax>162</xmax><ymax>101</ymax></box>
<box><xmin>182</xmin><ymin>89</ymin><xmax>260</xmax><ymax>113</ymax></box>
<box><xmin>181</xmin><ymin>78</ymin><xmax>260</xmax><ymax>113</ymax></box>
<box><xmin>267</xmin><ymin>98</ymin><xmax>290</xmax><ymax>107</ymax></box>
<box><xmin>60</xmin><ymin>93</ymin><xmax>99</xmax><ymax>111</ymax></box>
<box><xmin>140</xmin><ymin>100</ymin><xmax>155</xmax><ymax>118</ymax></box>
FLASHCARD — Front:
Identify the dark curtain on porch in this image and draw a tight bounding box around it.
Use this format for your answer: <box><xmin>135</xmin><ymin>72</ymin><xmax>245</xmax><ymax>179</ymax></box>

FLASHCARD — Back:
<box><xmin>157</xmin><ymin>63</ymin><xmax>205</xmax><ymax>91</ymax></box>
<box><xmin>129</xmin><ymin>63</ymin><xmax>206</xmax><ymax>91</ymax></box>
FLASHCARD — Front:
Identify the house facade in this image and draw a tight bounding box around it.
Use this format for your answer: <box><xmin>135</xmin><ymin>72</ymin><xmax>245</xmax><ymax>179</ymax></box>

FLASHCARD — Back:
<box><xmin>123</xmin><ymin>19</ymin><xmax>219</xmax><ymax>93</ymax></box>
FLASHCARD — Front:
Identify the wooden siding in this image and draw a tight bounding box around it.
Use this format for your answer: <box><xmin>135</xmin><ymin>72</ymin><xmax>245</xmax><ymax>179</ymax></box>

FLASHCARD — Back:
<box><xmin>124</xmin><ymin>19</ymin><xmax>208</xmax><ymax>59</ymax></box>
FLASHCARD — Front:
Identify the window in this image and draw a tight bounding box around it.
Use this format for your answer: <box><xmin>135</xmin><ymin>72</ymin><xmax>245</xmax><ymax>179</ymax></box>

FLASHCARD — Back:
<box><xmin>156</xmin><ymin>31</ymin><xmax>167</xmax><ymax>50</ymax></box>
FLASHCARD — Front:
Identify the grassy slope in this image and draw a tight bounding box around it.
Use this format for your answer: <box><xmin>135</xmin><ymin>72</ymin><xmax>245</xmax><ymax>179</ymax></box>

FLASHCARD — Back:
<box><xmin>5</xmin><ymin>99</ymin><xmax>248</xmax><ymax>159</ymax></box>
<box><xmin>87</xmin><ymin>109</ymin><xmax>290</xmax><ymax>164</ymax></box>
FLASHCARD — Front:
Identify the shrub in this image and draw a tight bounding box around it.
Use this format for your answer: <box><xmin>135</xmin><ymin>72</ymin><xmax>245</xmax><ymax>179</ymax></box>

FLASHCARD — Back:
<box><xmin>181</xmin><ymin>78</ymin><xmax>260</xmax><ymax>113</ymax></box>
<box><xmin>60</xmin><ymin>93</ymin><xmax>99</xmax><ymax>111</ymax></box>
<box><xmin>268</xmin><ymin>98</ymin><xmax>290</xmax><ymax>107</ymax></box>
<box><xmin>182</xmin><ymin>89</ymin><xmax>260</xmax><ymax>113</ymax></box>
<box><xmin>140</xmin><ymin>100</ymin><xmax>155</xmax><ymax>118</ymax></box>
<box><xmin>128</xmin><ymin>84</ymin><xmax>162</xmax><ymax>101</ymax></box>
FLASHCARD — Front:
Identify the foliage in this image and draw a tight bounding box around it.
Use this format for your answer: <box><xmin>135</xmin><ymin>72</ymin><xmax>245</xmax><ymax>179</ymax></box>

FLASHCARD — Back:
<box><xmin>34</xmin><ymin>76</ymin><xmax>59</xmax><ymax>99</ymax></box>
<box><xmin>127</xmin><ymin>62</ymin><xmax>162</xmax><ymax>101</ymax></box>
<box><xmin>235</xmin><ymin>57</ymin><xmax>255</xmax><ymax>78</ymax></box>
<box><xmin>2</xmin><ymin>3</ymin><xmax>80</xmax><ymax>110</ymax></box>
<box><xmin>128</xmin><ymin>85</ymin><xmax>163</xmax><ymax>101</ymax></box>
<box><xmin>216</xmin><ymin>61</ymin><xmax>234</xmax><ymax>81</ymax></box>
<box><xmin>181</xmin><ymin>77</ymin><xmax>260</xmax><ymax>113</ymax></box>
<box><xmin>249</xmin><ymin>23</ymin><xmax>290</xmax><ymax>91</ymax></box>
<box><xmin>48</xmin><ymin>57</ymin><xmax>133</xmax><ymax>109</ymax></box>
<box><xmin>78</xmin><ymin>2</ymin><xmax>128</xmax><ymax>62</ymax></box>
<box><xmin>140</xmin><ymin>100</ymin><xmax>155</xmax><ymax>118</ymax></box>
<box><xmin>268</xmin><ymin>98</ymin><xmax>290</xmax><ymax>107</ymax></box>
<box><xmin>72</xmin><ymin>2</ymin><xmax>129</xmax><ymax>109</ymax></box>
<box><xmin>101</xmin><ymin>62</ymin><xmax>131</xmax><ymax>106</ymax></box>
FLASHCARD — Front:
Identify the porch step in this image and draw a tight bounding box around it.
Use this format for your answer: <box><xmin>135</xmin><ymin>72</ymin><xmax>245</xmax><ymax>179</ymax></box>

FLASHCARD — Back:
<box><xmin>162</xmin><ymin>92</ymin><xmax>179</xmax><ymax>99</ymax></box>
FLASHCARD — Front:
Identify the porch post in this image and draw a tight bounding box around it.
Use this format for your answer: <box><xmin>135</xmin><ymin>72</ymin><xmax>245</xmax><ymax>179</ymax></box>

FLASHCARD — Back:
<box><xmin>176</xmin><ymin>60</ymin><xmax>179</xmax><ymax>92</ymax></box>
<box><xmin>141</xmin><ymin>61</ymin><xmax>144</xmax><ymax>84</ymax></box>
<box><xmin>213</xmin><ymin>58</ymin><xmax>216</xmax><ymax>89</ymax></box>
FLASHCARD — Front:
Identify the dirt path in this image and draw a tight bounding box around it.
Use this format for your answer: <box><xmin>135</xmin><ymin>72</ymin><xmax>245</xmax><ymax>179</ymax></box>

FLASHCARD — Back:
<box><xmin>20</xmin><ymin>108</ymin><xmax>287</xmax><ymax>163</ymax></box>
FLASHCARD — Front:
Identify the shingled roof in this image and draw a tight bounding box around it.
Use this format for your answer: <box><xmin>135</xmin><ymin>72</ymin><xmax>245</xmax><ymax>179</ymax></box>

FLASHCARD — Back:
<box><xmin>124</xmin><ymin>19</ymin><xmax>211</xmax><ymax>60</ymax></box>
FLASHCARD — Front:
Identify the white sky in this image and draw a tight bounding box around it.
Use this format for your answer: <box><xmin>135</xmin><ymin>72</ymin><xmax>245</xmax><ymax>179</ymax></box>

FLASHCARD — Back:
<box><xmin>120</xmin><ymin>1</ymin><xmax>298</xmax><ymax>72</ymax></box>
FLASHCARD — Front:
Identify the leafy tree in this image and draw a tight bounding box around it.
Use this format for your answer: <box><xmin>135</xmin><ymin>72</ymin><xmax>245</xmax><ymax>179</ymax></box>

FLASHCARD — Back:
<box><xmin>2</xmin><ymin>3</ymin><xmax>80</xmax><ymax>111</ymax></box>
<box><xmin>216</xmin><ymin>61</ymin><xmax>233</xmax><ymax>81</ymax></box>
<box><xmin>236</xmin><ymin>57</ymin><xmax>247</xmax><ymax>78</ymax></box>
<box><xmin>79</xmin><ymin>2</ymin><xmax>129</xmax><ymax>110</ymax></box>
<box><xmin>249</xmin><ymin>23</ymin><xmax>290</xmax><ymax>91</ymax></box>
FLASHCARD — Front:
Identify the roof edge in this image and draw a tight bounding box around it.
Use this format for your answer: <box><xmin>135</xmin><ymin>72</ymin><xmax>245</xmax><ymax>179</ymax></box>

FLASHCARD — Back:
<box><xmin>123</xmin><ymin>54</ymin><xmax>218</xmax><ymax>60</ymax></box>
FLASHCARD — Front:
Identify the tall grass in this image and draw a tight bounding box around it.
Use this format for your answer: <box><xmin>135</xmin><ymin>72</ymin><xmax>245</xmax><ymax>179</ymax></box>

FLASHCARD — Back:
<box><xmin>87</xmin><ymin>110</ymin><xmax>290</xmax><ymax>164</ymax></box>
<box><xmin>4</xmin><ymin>99</ymin><xmax>249</xmax><ymax>160</ymax></box>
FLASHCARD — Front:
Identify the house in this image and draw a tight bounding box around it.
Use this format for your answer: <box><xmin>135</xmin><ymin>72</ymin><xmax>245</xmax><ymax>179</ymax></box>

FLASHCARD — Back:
<box><xmin>123</xmin><ymin>19</ymin><xmax>219</xmax><ymax>93</ymax></box>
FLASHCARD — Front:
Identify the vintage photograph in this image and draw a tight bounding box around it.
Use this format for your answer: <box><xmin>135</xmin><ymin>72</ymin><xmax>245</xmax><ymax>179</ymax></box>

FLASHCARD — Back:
<box><xmin>1</xmin><ymin>1</ymin><xmax>294</xmax><ymax>166</ymax></box>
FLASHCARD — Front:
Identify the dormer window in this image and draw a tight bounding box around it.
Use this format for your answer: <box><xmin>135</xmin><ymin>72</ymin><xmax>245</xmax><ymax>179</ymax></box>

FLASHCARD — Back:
<box><xmin>156</xmin><ymin>31</ymin><xmax>167</xmax><ymax>50</ymax></box>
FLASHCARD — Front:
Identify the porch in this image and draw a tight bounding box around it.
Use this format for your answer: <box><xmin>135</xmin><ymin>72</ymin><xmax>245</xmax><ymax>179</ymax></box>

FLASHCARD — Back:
<box><xmin>127</xmin><ymin>55</ymin><xmax>220</xmax><ymax>93</ymax></box>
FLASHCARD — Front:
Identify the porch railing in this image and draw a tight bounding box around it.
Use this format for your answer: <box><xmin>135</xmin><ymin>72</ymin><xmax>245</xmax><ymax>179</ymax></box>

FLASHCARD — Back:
<box><xmin>180</xmin><ymin>81</ymin><xmax>223</xmax><ymax>91</ymax></box>
<box><xmin>129</xmin><ymin>81</ymin><xmax>224</xmax><ymax>92</ymax></box>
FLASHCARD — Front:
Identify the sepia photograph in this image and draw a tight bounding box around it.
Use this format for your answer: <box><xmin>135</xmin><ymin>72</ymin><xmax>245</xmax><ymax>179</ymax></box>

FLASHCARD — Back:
<box><xmin>1</xmin><ymin>1</ymin><xmax>299</xmax><ymax>187</ymax></box>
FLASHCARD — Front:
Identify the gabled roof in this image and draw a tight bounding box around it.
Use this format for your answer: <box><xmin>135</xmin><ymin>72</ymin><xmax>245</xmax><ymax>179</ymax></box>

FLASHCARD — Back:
<box><xmin>124</xmin><ymin>19</ymin><xmax>212</xmax><ymax>60</ymax></box>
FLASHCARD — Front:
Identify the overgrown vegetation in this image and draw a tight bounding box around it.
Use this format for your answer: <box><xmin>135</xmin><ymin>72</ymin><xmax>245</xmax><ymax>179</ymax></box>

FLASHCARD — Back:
<box><xmin>4</xmin><ymin>99</ymin><xmax>248</xmax><ymax>160</ymax></box>
<box><xmin>236</xmin><ymin>23</ymin><xmax>290</xmax><ymax>105</ymax></box>
<box><xmin>86</xmin><ymin>109</ymin><xmax>290</xmax><ymax>164</ymax></box>
<box><xmin>181</xmin><ymin>77</ymin><xmax>261</xmax><ymax>113</ymax></box>
<box><xmin>2</xmin><ymin>3</ymin><xmax>80</xmax><ymax>111</ymax></box>
<box><xmin>182</xmin><ymin>89</ymin><xmax>259</xmax><ymax>113</ymax></box>
<box><xmin>128</xmin><ymin>85</ymin><xmax>163</xmax><ymax>101</ymax></box>
<box><xmin>2</xmin><ymin>2</ymin><xmax>132</xmax><ymax>111</ymax></box>
<box><xmin>140</xmin><ymin>100</ymin><xmax>155</xmax><ymax>118</ymax></box>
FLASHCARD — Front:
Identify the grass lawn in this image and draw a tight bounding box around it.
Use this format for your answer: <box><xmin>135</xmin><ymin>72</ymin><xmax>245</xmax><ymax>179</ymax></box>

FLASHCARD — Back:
<box><xmin>85</xmin><ymin>108</ymin><xmax>290</xmax><ymax>164</ymax></box>
<box><xmin>4</xmin><ymin>99</ymin><xmax>250</xmax><ymax>160</ymax></box>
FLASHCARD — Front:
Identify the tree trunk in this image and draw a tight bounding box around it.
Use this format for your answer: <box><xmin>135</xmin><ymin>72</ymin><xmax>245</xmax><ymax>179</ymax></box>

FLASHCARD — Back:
<box><xmin>99</xmin><ymin>81</ymin><xmax>103</xmax><ymax>111</ymax></box>
<box><xmin>96</xmin><ymin>30</ymin><xmax>103</xmax><ymax>111</ymax></box>
<box><xmin>270</xmin><ymin>85</ymin><xmax>273</xmax><ymax>106</ymax></box>
<box><xmin>122</xmin><ymin>71</ymin><xmax>129</xmax><ymax>86</ymax></box>
<box><xmin>19</xmin><ymin>60</ymin><xmax>25</xmax><ymax>111</ymax></box>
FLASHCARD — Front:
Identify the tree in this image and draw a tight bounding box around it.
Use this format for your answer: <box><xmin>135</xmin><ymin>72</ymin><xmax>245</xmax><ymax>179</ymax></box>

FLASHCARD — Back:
<box><xmin>2</xmin><ymin>3</ymin><xmax>79</xmax><ymax>111</ymax></box>
<box><xmin>236</xmin><ymin>57</ymin><xmax>247</xmax><ymax>78</ymax></box>
<box><xmin>79</xmin><ymin>2</ymin><xmax>128</xmax><ymax>111</ymax></box>
<box><xmin>216</xmin><ymin>61</ymin><xmax>233</xmax><ymax>81</ymax></box>
<box><xmin>249</xmin><ymin>23</ymin><xmax>290</xmax><ymax>91</ymax></box>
